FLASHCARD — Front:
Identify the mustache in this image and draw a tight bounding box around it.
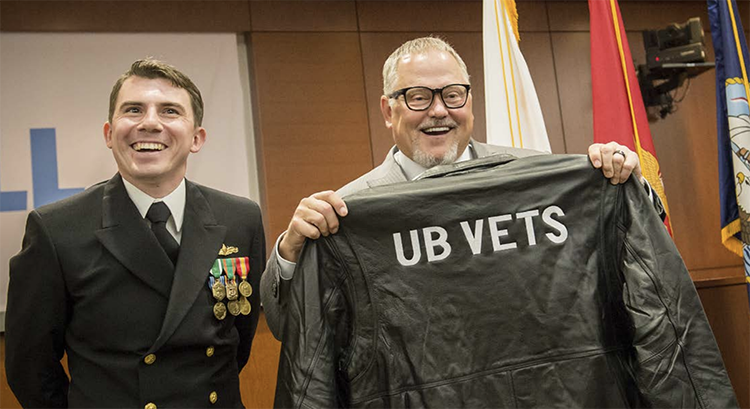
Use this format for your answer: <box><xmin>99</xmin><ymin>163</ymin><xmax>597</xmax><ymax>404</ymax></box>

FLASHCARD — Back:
<box><xmin>419</xmin><ymin>119</ymin><xmax>458</xmax><ymax>130</ymax></box>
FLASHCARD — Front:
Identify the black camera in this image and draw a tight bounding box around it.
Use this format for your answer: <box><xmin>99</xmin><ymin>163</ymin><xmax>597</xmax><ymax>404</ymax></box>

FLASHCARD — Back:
<box><xmin>643</xmin><ymin>17</ymin><xmax>706</xmax><ymax>69</ymax></box>
<box><xmin>637</xmin><ymin>17</ymin><xmax>713</xmax><ymax>119</ymax></box>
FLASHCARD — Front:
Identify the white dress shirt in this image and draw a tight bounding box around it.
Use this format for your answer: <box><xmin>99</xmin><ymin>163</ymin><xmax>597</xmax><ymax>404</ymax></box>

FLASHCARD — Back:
<box><xmin>122</xmin><ymin>178</ymin><xmax>186</xmax><ymax>244</ymax></box>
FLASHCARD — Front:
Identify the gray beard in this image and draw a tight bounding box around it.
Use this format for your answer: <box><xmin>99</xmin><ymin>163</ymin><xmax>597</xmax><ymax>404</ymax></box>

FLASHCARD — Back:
<box><xmin>412</xmin><ymin>140</ymin><xmax>460</xmax><ymax>168</ymax></box>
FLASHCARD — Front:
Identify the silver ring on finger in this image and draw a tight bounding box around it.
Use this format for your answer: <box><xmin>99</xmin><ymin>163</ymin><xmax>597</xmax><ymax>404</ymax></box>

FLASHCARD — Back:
<box><xmin>614</xmin><ymin>149</ymin><xmax>626</xmax><ymax>159</ymax></box>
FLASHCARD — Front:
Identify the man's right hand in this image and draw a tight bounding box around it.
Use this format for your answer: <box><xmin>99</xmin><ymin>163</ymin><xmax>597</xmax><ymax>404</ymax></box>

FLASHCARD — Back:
<box><xmin>278</xmin><ymin>190</ymin><xmax>348</xmax><ymax>262</ymax></box>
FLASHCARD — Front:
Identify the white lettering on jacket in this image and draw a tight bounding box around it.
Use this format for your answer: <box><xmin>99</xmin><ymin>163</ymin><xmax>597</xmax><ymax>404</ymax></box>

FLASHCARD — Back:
<box><xmin>393</xmin><ymin>230</ymin><xmax>421</xmax><ymax>266</ymax></box>
<box><xmin>423</xmin><ymin>226</ymin><xmax>452</xmax><ymax>262</ymax></box>
<box><xmin>392</xmin><ymin>205</ymin><xmax>567</xmax><ymax>266</ymax></box>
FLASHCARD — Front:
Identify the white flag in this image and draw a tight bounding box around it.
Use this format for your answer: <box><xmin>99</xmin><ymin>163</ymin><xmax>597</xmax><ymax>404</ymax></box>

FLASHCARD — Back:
<box><xmin>483</xmin><ymin>0</ymin><xmax>550</xmax><ymax>152</ymax></box>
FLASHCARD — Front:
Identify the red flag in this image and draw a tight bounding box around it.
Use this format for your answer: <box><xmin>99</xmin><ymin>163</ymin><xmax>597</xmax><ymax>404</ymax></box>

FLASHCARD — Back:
<box><xmin>589</xmin><ymin>0</ymin><xmax>673</xmax><ymax>235</ymax></box>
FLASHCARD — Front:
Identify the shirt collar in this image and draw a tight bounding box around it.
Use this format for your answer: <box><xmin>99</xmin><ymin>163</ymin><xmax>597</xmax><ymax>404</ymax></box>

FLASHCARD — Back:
<box><xmin>121</xmin><ymin>178</ymin><xmax>186</xmax><ymax>233</ymax></box>
<box><xmin>394</xmin><ymin>144</ymin><xmax>474</xmax><ymax>181</ymax></box>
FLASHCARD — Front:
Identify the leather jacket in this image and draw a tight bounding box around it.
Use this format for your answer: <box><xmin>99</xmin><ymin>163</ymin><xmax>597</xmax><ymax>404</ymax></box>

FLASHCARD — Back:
<box><xmin>274</xmin><ymin>154</ymin><xmax>738</xmax><ymax>408</ymax></box>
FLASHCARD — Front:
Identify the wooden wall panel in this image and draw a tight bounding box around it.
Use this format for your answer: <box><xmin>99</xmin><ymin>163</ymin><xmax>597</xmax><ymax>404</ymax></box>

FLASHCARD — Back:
<box><xmin>239</xmin><ymin>314</ymin><xmax>281</xmax><ymax>409</ymax></box>
<box><xmin>518</xmin><ymin>32</ymin><xmax>566</xmax><ymax>153</ymax></box>
<box><xmin>698</xmin><ymin>284</ymin><xmax>750</xmax><ymax>408</ymax></box>
<box><xmin>250</xmin><ymin>1</ymin><xmax>357</xmax><ymax>32</ymax></box>
<box><xmin>0</xmin><ymin>334</ymin><xmax>21</xmax><ymax>409</ymax></box>
<box><xmin>357</xmin><ymin>1</ymin><xmax>482</xmax><ymax>32</ymax></box>
<box><xmin>516</xmin><ymin>1</ymin><xmax>551</xmax><ymax>32</ymax></box>
<box><xmin>359</xmin><ymin>33</ymin><xmax>410</xmax><ymax>165</ymax></box>
<box><xmin>547</xmin><ymin>1</ymin><xmax>590</xmax><ymax>32</ymax></box>
<box><xmin>548</xmin><ymin>0</ymin><xmax>749</xmax><ymax>32</ymax></box>
<box><xmin>250</xmin><ymin>32</ymin><xmax>373</xmax><ymax>242</ymax></box>
<box><xmin>355</xmin><ymin>0</ymin><xmax>549</xmax><ymax>33</ymax></box>
<box><xmin>549</xmin><ymin>32</ymin><xmax>594</xmax><ymax>154</ymax></box>
<box><xmin>620</xmin><ymin>1</ymin><xmax>710</xmax><ymax>30</ymax></box>
<box><xmin>0</xmin><ymin>1</ymin><xmax>251</xmax><ymax>32</ymax></box>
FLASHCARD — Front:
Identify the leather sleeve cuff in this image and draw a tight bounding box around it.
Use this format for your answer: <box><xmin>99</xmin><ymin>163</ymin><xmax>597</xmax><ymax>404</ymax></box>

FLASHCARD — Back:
<box><xmin>642</xmin><ymin>179</ymin><xmax>667</xmax><ymax>221</ymax></box>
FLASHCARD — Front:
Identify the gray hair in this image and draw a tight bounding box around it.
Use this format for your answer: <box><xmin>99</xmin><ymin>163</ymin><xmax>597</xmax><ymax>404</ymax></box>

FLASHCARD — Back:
<box><xmin>382</xmin><ymin>36</ymin><xmax>470</xmax><ymax>98</ymax></box>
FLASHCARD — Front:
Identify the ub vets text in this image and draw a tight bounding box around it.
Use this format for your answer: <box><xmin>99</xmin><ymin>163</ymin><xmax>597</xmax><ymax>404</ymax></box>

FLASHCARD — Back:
<box><xmin>392</xmin><ymin>205</ymin><xmax>568</xmax><ymax>266</ymax></box>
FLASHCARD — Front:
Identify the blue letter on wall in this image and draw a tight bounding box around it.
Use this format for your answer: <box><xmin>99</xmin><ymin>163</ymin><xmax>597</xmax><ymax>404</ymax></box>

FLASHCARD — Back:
<box><xmin>0</xmin><ymin>166</ymin><xmax>27</xmax><ymax>211</ymax></box>
<box><xmin>31</xmin><ymin>128</ymin><xmax>84</xmax><ymax>208</ymax></box>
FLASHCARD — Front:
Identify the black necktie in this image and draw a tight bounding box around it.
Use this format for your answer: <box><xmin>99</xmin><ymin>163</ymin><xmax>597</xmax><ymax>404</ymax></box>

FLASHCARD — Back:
<box><xmin>146</xmin><ymin>202</ymin><xmax>180</xmax><ymax>265</ymax></box>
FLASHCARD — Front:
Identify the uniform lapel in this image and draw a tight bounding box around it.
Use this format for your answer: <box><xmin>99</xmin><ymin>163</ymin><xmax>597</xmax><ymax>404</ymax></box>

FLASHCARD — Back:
<box><xmin>151</xmin><ymin>181</ymin><xmax>226</xmax><ymax>351</ymax></box>
<box><xmin>95</xmin><ymin>174</ymin><xmax>174</xmax><ymax>298</ymax></box>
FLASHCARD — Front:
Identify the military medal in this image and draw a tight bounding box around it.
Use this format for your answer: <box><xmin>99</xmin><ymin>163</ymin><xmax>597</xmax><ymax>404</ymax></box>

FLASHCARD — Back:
<box><xmin>227</xmin><ymin>299</ymin><xmax>241</xmax><ymax>316</ymax></box>
<box><xmin>236</xmin><ymin>257</ymin><xmax>253</xmax><ymax>298</ymax></box>
<box><xmin>234</xmin><ymin>257</ymin><xmax>252</xmax><ymax>316</ymax></box>
<box><xmin>238</xmin><ymin>281</ymin><xmax>252</xmax><ymax>298</ymax></box>
<box><xmin>210</xmin><ymin>259</ymin><xmax>226</xmax><ymax>301</ymax></box>
<box><xmin>222</xmin><ymin>258</ymin><xmax>239</xmax><ymax>301</ymax></box>
<box><xmin>213</xmin><ymin>302</ymin><xmax>227</xmax><ymax>320</ymax></box>
<box><xmin>239</xmin><ymin>295</ymin><xmax>251</xmax><ymax>315</ymax></box>
<box><xmin>212</xmin><ymin>280</ymin><xmax>226</xmax><ymax>301</ymax></box>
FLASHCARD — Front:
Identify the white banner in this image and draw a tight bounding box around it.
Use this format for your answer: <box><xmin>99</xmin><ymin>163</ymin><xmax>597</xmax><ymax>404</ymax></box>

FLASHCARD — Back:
<box><xmin>0</xmin><ymin>33</ymin><xmax>259</xmax><ymax>328</ymax></box>
<box><xmin>483</xmin><ymin>0</ymin><xmax>550</xmax><ymax>152</ymax></box>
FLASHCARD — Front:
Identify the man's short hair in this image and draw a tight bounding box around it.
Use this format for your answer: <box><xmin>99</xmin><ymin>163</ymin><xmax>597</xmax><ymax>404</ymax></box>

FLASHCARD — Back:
<box><xmin>108</xmin><ymin>59</ymin><xmax>204</xmax><ymax>126</ymax></box>
<box><xmin>382</xmin><ymin>36</ymin><xmax>470</xmax><ymax>97</ymax></box>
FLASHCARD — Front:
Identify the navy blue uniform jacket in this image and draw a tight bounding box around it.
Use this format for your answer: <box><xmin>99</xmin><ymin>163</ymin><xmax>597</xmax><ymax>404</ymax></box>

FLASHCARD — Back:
<box><xmin>6</xmin><ymin>174</ymin><xmax>265</xmax><ymax>408</ymax></box>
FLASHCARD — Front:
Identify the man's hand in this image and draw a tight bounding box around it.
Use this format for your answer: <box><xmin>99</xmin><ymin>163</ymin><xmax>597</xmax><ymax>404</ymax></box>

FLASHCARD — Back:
<box><xmin>278</xmin><ymin>190</ymin><xmax>348</xmax><ymax>263</ymax></box>
<box><xmin>588</xmin><ymin>142</ymin><xmax>644</xmax><ymax>185</ymax></box>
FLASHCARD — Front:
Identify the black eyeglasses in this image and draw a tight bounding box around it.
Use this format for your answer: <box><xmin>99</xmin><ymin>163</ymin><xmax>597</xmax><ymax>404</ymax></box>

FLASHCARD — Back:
<box><xmin>388</xmin><ymin>84</ymin><xmax>471</xmax><ymax>111</ymax></box>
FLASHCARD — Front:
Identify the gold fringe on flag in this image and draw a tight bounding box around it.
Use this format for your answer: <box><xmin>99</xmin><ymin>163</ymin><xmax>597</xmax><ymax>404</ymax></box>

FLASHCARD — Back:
<box><xmin>503</xmin><ymin>0</ymin><xmax>520</xmax><ymax>42</ymax></box>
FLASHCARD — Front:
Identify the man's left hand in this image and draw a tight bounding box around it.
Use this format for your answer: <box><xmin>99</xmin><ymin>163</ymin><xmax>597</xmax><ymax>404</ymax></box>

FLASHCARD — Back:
<box><xmin>588</xmin><ymin>142</ymin><xmax>644</xmax><ymax>185</ymax></box>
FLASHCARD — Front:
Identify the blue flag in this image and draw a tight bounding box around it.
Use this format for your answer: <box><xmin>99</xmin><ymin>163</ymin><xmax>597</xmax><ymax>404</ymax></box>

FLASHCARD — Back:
<box><xmin>708</xmin><ymin>0</ymin><xmax>750</xmax><ymax>306</ymax></box>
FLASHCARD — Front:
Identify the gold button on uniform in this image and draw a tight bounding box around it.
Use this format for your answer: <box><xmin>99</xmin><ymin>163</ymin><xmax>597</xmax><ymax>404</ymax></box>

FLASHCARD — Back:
<box><xmin>144</xmin><ymin>354</ymin><xmax>156</xmax><ymax>365</ymax></box>
<box><xmin>145</xmin><ymin>403</ymin><xmax>157</xmax><ymax>409</ymax></box>
<box><xmin>209</xmin><ymin>391</ymin><xmax>218</xmax><ymax>404</ymax></box>
<box><xmin>206</xmin><ymin>346</ymin><xmax>215</xmax><ymax>357</ymax></box>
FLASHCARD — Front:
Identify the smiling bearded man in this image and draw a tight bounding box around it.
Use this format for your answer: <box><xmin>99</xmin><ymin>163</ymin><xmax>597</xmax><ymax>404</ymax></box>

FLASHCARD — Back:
<box><xmin>259</xmin><ymin>36</ymin><xmax>666</xmax><ymax>341</ymax></box>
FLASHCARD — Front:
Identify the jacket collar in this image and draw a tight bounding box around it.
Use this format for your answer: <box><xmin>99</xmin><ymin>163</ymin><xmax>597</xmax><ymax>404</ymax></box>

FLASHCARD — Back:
<box><xmin>367</xmin><ymin>140</ymin><xmax>482</xmax><ymax>188</ymax></box>
<box><xmin>96</xmin><ymin>174</ymin><xmax>175</xmax><ymax>297</ymax></box>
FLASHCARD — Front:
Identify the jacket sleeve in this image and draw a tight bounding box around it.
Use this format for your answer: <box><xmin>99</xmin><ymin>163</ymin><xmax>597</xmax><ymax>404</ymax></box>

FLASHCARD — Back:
<box><xmin>273</xmin><ymin>239</ymin><xmax>350</xmax><ymax>409</ymax></box>
<box><xmin>618</xmin><ymin>180</ymin><xmax>738</xmax><ymax>408</ymax></box>
<box><xmin>6</xmin><ymin>210</ymin><xmax>70</xmax><ymax>408</ymax></box>
<box><xmin>643</xmin><ymin>179</ymin><xmax>667</xmax><ymax>221</ymax></box>
<box><xmin>260</xmin><ymin>241</ymin><xmax>291</xmax><ymax>341</ymax></box>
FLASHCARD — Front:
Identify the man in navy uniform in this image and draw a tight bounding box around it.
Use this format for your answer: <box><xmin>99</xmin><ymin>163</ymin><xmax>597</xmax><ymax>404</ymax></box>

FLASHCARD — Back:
<box><xmin>5</xmin><ymin>59</ymin><xmax>265</xmax><ymax>408</ymax></box>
